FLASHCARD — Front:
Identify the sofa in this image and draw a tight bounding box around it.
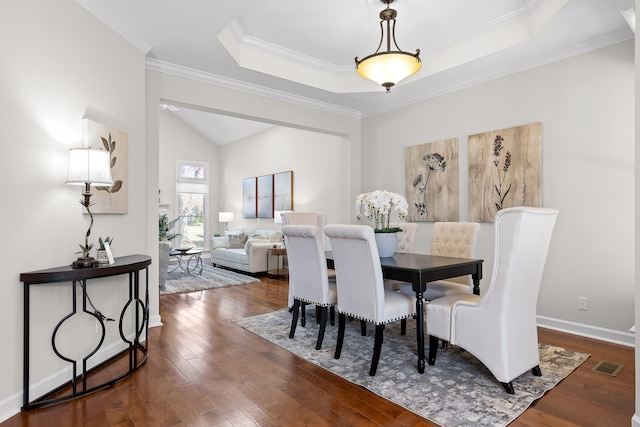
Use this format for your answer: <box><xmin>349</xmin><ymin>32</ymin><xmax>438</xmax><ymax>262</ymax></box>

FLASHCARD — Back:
<box><xmin>210</xmin><ymin>228</ymin><xmax>283</xmax><ymax>273</ymax></box>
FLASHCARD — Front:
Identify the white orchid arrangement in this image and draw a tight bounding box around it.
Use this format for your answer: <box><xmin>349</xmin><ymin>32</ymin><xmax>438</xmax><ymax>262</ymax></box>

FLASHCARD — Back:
<box><xmin>356</xmin><ymin>190</ymin><xmax>409</xmax><ymax>233</ymax></box>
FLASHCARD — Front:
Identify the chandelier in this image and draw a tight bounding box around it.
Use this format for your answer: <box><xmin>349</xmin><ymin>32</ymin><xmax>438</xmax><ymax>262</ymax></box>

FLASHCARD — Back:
<box><xmin>355</xmin><ymin>0</ymin><xmax>421</xmax><ymax>92</ymax></box>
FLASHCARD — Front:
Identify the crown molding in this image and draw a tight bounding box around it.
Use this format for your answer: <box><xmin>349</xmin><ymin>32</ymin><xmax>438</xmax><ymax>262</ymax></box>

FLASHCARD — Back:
<box><xmin>75</xmin><ymin>0</ymin><xmax>152</xmax><ymax>53</ymax></box>
<box><xmin>145</xmin><ymin>58</ymin><xmax>362</xmax><ymax>119</ymax></box>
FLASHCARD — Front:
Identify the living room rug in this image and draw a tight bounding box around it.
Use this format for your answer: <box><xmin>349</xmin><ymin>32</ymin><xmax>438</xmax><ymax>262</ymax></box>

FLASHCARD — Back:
<box><xmin>161</xmin><ymin>262</ymin><xmax>260</xmax><ymax>295</ymax></box>
<box><xmin>234</xmin><ymin>308</ymin><xmax>590</xmax><ymax>427</ymax></box>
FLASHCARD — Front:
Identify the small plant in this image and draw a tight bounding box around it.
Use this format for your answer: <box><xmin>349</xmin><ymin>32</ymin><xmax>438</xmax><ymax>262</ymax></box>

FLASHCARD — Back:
<box><xmin>98</xmin><ymin>237</ymin><xmax>114</xmax><ymax>250</ymax></box>
<box><xmin>213</xmin><ymin>233</ymin><xmax>221</xmax><ymax>237</ymax></box>
<box><xmin>159</xmin><ymin>214</ymin><xmax>181</xmax><ymax>241</ymax></box>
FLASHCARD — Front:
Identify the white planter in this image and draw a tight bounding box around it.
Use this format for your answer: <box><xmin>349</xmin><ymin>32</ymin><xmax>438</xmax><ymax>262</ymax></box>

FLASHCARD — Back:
<box><xmin>374</xmin><ymin>232</ymin><xmax>398</xmax><ymax>257</ymax></box>
<box><xmin>96</xmin><ymin>249</ymin><xmax>110</xmax><ymax>264</ymax></box>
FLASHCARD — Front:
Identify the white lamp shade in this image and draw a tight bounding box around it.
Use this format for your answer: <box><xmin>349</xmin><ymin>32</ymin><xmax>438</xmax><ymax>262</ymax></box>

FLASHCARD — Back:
<box><xmin>356</xmin><ymin>52</ymin><xmax>422</xmax><ymax>87</ymax></box>
<box><xmin>219</xmin><ymin>212</ymin><xmax>234</xmax><ymax>223</ymax></box>
<box><xmin>66</xmin><ymin>148</ymin><xmax>113</xmax><ymax>186</ymax></box>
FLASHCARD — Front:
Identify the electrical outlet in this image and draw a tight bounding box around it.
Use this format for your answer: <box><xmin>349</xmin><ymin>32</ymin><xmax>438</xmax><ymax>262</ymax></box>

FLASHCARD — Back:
<box><xmin>578</xmin><ymin>297</ymin><xmax>588</xmax><ymax>311</ymax></box>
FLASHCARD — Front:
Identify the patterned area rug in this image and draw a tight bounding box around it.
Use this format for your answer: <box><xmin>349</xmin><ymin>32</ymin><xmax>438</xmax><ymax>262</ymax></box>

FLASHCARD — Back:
<box><xmin>235</xmin><ymin>308</ymin><xmax>590</xmax><ymax>426</ymax></box>
<box><xmin>161</xmin><ymin>262</ymin><xmax>260</xmax><ymax>295</ymax></box>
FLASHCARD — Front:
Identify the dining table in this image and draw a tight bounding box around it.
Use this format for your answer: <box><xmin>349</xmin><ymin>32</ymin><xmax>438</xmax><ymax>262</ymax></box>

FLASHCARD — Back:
<box><xmin>327</xmin><ymin>251</ymin><xmax>483</xmax><ymax>373</ymax></box>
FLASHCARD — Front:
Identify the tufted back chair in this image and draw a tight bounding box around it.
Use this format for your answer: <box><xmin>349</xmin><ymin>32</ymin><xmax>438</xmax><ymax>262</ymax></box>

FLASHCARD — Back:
<box><xmin>426</xmin><ymin>207</ymin><xmax>559</xmax><ymax>394</ymax></box>
<box><xmin>390</xmin><ymin>222</ymin><xmax>418</xmax><ymax>253</ymax></box>
<box><xmin>282</xmin><ymin>225</ymin><xmax>337</xmax><ymax>350</ymax></box>
<box><xmin>324</xmin><ymin>224</ymin><xmax>416</xmax><ymax>376</ymax></box>
<box><xmin>430</xmin><ymin>222</ymin><xmax>481</xmax><ymax>286</ymax></box>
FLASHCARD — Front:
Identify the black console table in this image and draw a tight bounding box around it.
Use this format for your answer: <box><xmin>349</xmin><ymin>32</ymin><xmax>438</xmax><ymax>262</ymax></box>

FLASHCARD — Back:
<box><xmin>20</xmin><ymin>254</ymin><xmax>152</xmax><ymax>410</ymax></box>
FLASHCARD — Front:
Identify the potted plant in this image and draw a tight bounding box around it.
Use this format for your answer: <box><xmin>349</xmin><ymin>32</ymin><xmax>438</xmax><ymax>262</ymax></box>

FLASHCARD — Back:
<box><xmin>356</xmin><ymin>190</ymin><xmax>409</xmax><ymax>257</ymax></box>
<box><xmin>159</xmin><ymin>214</ymin><xmax>181</xmax><ymax>242</ymax></box>
<box><xmin>96</xmin><ymin>236</ymin><xmax>113</xmax><ymax>264</ymax></box>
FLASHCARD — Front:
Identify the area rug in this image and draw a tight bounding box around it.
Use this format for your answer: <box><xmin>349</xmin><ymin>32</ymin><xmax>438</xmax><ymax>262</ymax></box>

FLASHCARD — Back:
<box><xmin>161</xmin><ymin>262</ymin><xmax>260</xmax><ymax>295</ymax></box>
<box><xmin>234</xmin><ymin>308</ymin><xmax>590</xmax><ymax>426</ymax></box>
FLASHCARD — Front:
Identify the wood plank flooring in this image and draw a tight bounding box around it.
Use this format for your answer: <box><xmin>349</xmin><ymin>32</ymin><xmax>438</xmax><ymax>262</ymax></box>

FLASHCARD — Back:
<box><xmin>3</xmin><ymin>274</ymin><xmax>635</xmax><ymax>426</ymax></box>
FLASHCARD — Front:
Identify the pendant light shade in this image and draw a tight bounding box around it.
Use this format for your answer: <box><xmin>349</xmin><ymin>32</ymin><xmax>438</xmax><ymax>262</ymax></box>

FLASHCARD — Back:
<box><xmin>355</xmin><ymin>0</ymin><xmax>421</xmax><ymax>92</ymax></box>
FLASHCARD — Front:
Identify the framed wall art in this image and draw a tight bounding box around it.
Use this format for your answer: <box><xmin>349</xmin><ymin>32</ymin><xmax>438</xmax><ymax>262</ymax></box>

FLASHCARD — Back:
<box><xmin>84</xmin><ymin>118</ymin><xmax>128</xmax><ymax>214</ymax></box>
<box><xmin>274</xmin><ymin>171</ymin><xmax>293</xmax><ymax>211</ymax></box>
<box><xmin>257</xmin><ymin>174</ymin><xmax>273</xmax><ymax>218</ymax></box>
<box><xmin>242</xmin><ymin>177</ymin><xmax>257</xmax><ymax>218</ymax></box>
<box><xmin>404</xmin><ymin>138</ymin><xmax>459</xmax><ymax>222</ymax></box>
<box><xmin>468</xmin><ymin>122</ymin><xmax>541</xmax><ymax>222</ymax></box>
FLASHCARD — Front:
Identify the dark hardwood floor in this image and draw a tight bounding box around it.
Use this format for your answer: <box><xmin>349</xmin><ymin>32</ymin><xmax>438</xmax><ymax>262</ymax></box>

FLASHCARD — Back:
<box><xmin>4</xmin><ymin>274</ymin><xmax>635</xmax><ymax>426</ymax></box>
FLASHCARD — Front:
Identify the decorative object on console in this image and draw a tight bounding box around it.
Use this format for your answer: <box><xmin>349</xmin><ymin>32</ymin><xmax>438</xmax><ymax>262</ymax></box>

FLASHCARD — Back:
<box><xmin>356</xmin><ymin>190</ymin><xmax>409</xmax><ymax>257</ymax></box>
<box><xmin>66</xmin><ymin>147</ymin><xmax>113</xmax><ymax>268</ymax></box>
<box><xmin>96</xmin><ymin>236</ymin><xmax>114</xmax><ymax>264</ymax></box>
<box><xmin>219</xmin><ymin>211</ymin><xmax>234</xmax><ymax>231</ymax></box>
<box><xmin>355</xmin><ymin>0</ymin><xmax>421</xmax><ymax>92</ymax></box>
<box><xmin>405</xmin><ymin>138</ymin><xmax>459</xmax><ymax>222</ymax></box>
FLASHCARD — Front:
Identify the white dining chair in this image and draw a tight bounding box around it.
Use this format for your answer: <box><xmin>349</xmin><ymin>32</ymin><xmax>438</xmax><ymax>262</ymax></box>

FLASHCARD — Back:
<box><xmin>324</xmin><ymin>224</ymin><xmax>416</xmax><ymax>376</ymax></box>
<box><xmin>426</xmin><ymin>207</ymin><xmax>559</xmax><ymax>394</ymax></box>
<box><xmin>281</xmin><ymin>212</ymin><xmax>327</xmax><ymax>309</ymax></box>
<box><xmin>283</xmin><ymin>224</ymin><xmax>337</xmax><ymax>350</ymax></box>
<box><xmin>383</xmin><ymin>222</ymin><xmax>419</xmax><ymax>292</ymax></box>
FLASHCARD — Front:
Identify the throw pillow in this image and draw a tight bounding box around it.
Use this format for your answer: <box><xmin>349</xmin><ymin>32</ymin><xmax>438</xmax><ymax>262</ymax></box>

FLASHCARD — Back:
<box><xmin>228</xmin><ymin>233</ymin><xmax>248</xmax><ymax>249</ymax></box>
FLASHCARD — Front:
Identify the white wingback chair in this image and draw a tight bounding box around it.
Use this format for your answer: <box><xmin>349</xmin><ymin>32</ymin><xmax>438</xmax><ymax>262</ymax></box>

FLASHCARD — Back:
<box><xmin>281</xmin><ymin>212</ymin><xmax>327</xmax><ymax>308</ymax></box>
<box><xmin>324</xmin><ymin>224</ymin><xmax>416</xmax><ymax>376</ymax></box>
<box><xmin>282</xmin><ymin>225</ymin><xmax>337</xmax><ymax>350</ymax></box>
<box><xmin>426</xmin><ymin>207</ymin><xmax>559</xmax><ymax>394</ymax></box>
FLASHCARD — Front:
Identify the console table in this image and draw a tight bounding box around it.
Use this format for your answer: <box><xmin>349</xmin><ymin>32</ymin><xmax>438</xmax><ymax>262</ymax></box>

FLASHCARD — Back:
<box><xmin>20</xmin><ymin>254</ymin><xmax>152</xmax><ymax>410</ymax></box>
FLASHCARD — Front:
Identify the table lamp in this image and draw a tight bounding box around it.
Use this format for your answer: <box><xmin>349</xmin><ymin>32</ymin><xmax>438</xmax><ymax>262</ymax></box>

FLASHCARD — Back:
<box><xmin>219</xmin><ymin>211</ymin><xmax>234</xmax><ymax>231</ymax></box>
<box><xmin>66</xmin><ymin>147</ymin><xmax>113</xmax><ymax>268</ymax></box>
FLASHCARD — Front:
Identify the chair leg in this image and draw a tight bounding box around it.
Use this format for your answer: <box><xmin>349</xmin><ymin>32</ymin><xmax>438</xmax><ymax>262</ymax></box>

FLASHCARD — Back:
<box><xmin>316</xmin><ymin>305</ymin><xmax>321</xmax><ymax>324</ymax></box>
<box><xmin>400</xmin><ymin>318</ymin><xmax>407</xmax><ymax>335</ymax></box>
<box><xmin>360</xmin><ymin>320</ymin><xmax>367</xmax><ymax>336</ymax></box>
<box><xmin>329</xmin><ymin>306</ymin><xmax>335</xmax><ymax>326</ymax></box>
<box><xmin>334</xmin><ymin>313</ymin><xmax>346</xmax><ymax>359</ymax></box>
<box><xmin>316</xmin><ymin>306</ymin><xmax>328</xmax><ymax>350</ymax></box>
<box><xmin>428</xmin><ymin>335</ymin><xmax>439</xmax><ymax>366</ymax></box>
<box><xmin>289</xmin><ymin>300</ymin><xmax>300</xmax><ymax>338</ymax></box>
<box><xmin>532</xmin><ymin>365</ymin><xmax>542</xmax><ymax>376</ymax></box>
<box><xmin>370</xmin><ymin>324</ymin><xmax>385</xmax><ymax>376</ymax></box>
<box><xmin>301</xmin><ymin>302</ymin><xmax>308</xmax><ymax>327</ymax></box>
<box><xmin>501</xmin><ymin>381</ymin><xmax>515</xmax><ymax>394</ymax></box>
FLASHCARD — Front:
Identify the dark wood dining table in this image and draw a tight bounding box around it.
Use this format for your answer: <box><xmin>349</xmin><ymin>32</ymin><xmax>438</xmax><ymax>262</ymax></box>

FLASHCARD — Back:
<box><xmin>327</xmin><ymin>251</ymin><xmax>483</xmax><ymax>373</ymax></box>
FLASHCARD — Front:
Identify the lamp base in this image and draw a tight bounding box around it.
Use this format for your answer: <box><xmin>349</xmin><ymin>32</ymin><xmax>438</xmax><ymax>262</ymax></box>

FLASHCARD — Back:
<box><xmin>71</xmin><ymin>257</ymin><xmax>99</xmax><ymax>269</ymax></box>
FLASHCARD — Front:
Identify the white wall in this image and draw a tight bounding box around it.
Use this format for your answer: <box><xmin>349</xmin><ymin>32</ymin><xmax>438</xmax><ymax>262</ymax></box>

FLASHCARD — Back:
<box><xmin>0</xmin><ymin>0</ymin><xmax>148</xmax><ymax>420</ymax></box>
<box><xmin>159</xmin><ymin>110</ymin><xmax>220</xmax><ymax>244</ymax></box>
<box><xmin>219</xmin><ymin>126</ymin><xmax>343</xmax><ymax>230</ymax></box>
<box><xmin>363</xmin><ymin>41</ymin><xmax>635</xmax><ymax>336</ymax></box>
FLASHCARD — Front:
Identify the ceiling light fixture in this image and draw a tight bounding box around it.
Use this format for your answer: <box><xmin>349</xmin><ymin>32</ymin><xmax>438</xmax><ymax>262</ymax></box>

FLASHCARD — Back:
<box><xmin>355</xmin><ymin>0</ymin><xmax>421</xmax><ymax>93</ymax></box>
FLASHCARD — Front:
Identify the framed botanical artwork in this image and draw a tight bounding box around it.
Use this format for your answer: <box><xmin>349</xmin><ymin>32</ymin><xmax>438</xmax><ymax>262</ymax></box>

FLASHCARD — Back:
<box><xmin>274</xmin><ymin>171</ymin><xmax>293</xmax><ymax>211</ymax></box>
<box><xmin>243</xmin><ymin>177</ymin><xmax>257</xmax><ymax>218</ymax></box>
<box><xmin>257</xmin><ymin>174</ymin><xmax>273</xmax><ymax>218</ymax></box>
<box><xmin>404</xmin><ymin>138</ymin><xmax>459</xmax><ymax>222</ymax></box>
<box><xmin>468</xmin><ymin>122</ymin><xmax>541</xmax><ymax>222</ymax></box>
<box><xmin>84</xmin><ymin>118</ymin><xmax>128</xmax><ymax>214</ymax></box>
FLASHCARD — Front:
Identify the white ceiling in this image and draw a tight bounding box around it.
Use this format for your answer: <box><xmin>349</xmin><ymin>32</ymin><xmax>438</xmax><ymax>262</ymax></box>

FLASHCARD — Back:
<box><xmin>78</xmin><ymin>0</ymin><xmax>634</xmax><ymax>145</ymax></box>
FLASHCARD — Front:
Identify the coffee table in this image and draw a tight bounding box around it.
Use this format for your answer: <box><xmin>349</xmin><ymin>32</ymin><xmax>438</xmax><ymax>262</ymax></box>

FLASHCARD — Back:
<box><xmin>169</xmin><ymin>248</ymin><xmax>203</xmax><ymax>276</ymax></box>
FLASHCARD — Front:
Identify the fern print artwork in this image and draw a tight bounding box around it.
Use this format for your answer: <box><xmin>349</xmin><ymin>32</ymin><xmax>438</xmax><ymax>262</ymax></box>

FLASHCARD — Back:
<box><xmin>468</xmin><ymin>122</ymin><xmax>541</xmax><ymax>222</ymax></box>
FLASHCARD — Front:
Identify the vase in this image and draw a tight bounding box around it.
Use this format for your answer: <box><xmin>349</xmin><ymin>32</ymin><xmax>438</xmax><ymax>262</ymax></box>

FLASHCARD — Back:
<box><xmin>374</xmin><ymin>232</ymin><xmax>398</xmax><ymax>257</ymax></box>
<box><xmin>96</xmin><ymin>249</ymin><xmax>110</xmax><ymax>264</ymax></box>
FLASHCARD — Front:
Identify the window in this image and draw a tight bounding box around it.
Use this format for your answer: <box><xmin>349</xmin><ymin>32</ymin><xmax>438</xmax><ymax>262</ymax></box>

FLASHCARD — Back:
<box><xmin>175</xmin><ymin>160</ymin><xmax>209</xmax><ymax>249</ymax></box>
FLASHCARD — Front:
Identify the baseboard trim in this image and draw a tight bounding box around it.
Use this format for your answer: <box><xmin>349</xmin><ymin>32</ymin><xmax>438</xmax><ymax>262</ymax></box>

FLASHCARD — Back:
<box><xmin>537</xmin><ymin>315</ymin><xmax>635</xmax><ymax>347</ymax></box>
